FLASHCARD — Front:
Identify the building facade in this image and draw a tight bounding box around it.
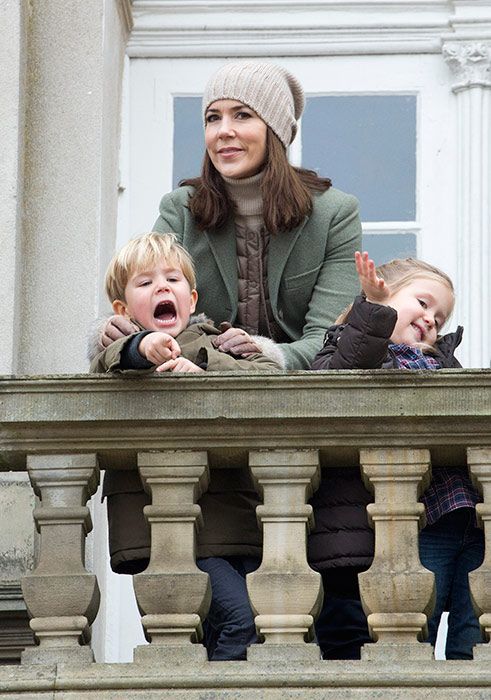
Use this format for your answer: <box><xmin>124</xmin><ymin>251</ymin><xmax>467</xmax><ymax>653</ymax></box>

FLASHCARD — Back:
<box><xmin>1</xmin><ymin>0</ymin><xmax>491</xmax><ymax>682</ymax></box>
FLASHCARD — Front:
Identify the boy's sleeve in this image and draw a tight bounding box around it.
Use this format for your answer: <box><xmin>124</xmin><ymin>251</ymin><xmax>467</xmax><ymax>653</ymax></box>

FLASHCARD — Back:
<box><xmin>89</xmin><ymin>332</ymin><xmax>155</xmax><ymax>373</ymax></box>
<box><xmin>196</xmin><ymin>346</ymin><xmax>282</xmax><ymax>372</ymax></box>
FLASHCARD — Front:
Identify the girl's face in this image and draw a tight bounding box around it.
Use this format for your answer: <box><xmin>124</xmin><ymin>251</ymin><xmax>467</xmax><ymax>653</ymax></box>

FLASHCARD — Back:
<box><xmin>388</xmin><ymin>277</ymin><xmax>454</xmax><ymax>348</ymax></box>
<box><xmin>204</xmin><ymin>100</ymin><xmax>268</xmax><ymax>179</ymax></box>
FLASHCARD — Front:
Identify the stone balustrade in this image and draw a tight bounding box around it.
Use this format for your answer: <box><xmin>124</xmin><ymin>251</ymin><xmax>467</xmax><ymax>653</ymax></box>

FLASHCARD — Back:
<box><xmin>1</xmin><ymin>370</ymin><xmax>491</xmax><ymax>698</ymax></box>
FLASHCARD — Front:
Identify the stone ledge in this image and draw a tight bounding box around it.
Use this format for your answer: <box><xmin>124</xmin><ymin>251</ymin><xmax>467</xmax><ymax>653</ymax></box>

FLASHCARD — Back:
<box><xmin>1</xmin><ymin>371</ymin><xmax>490</xmax><ymax>471</ymax></box>
<box><xmin>1</xmin><ymin>659</ymin><xmax>491</xmax><ymax>698</ymax></box>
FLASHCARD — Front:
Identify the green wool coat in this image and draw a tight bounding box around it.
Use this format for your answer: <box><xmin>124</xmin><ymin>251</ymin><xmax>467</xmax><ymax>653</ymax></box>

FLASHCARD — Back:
<box><xmin>153</xmin><ymin>185</ymin><xmax>362</xmax><ymax>369</ymax></box>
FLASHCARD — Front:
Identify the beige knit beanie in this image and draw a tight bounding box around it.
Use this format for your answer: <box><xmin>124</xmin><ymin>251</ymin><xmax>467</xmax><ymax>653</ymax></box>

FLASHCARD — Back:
<box><xmin>202</xmin><ymin>62</ymin><xmax>305</xmax><ymax>148</ymax></box>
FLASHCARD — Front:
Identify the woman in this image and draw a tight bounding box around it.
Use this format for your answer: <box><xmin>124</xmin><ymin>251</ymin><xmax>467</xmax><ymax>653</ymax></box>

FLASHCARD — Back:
<box><xmin>98</xmin><ymin>61</ymin><xmax>363</xmax><ymax>660</ymax></box>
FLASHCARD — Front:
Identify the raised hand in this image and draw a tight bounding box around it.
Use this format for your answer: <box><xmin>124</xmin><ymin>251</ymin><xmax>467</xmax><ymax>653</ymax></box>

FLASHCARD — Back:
<box><xmin>355</xmin><ymin>251</ymin><xmax>390</xmax><ymax>304</ymax></box>
<box><xmin>138</xmin><ymin>332</ymin><xmax>181</xmax><ymax>365</ymax></box>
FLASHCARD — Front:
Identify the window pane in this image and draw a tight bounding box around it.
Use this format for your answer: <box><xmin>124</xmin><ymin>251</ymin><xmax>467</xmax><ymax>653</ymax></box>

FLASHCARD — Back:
<box><xmin>302</xmin><ymin>96</ymin><xmax>416</xmax><ymax>222</ymax></box>
<box><xmin>173</xmin><ymin>96</ymin><xmax>204</xmax><ymax>188</ymax></box>
<box><xmin>362</xmin><ymin>233</ymin><xmax>417</xmax><ymax>265</ymax></box>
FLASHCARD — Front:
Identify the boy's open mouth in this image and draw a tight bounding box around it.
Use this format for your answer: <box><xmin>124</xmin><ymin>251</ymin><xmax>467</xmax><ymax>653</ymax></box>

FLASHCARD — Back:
<box><xmin>153</xmin><ymin>300</ymin><xmax>177</xmax><ymax>324</ymax></box>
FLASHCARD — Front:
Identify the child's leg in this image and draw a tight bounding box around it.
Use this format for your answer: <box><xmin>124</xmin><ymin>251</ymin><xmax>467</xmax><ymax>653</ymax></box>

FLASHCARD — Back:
<box><xmin>419</xmin><ymin>517</ymin><xmax>455</xmax><ymax>649</ymax></box>
<box><xmin>196</xmin><ymin>556</ymin><xmax>260</xmax><ymax>660</ymax></box>
<box><xmin>315</xmin><ymin>568</ymin><xmax>372</xmax><ymax>660</ymax></box>
<box><xmin>444</xmin><ymin>512</ymin><xmax>484</xmax><ymax>659</ymax></box>
<box><xmin>419</xmin><ymin>508</ymin><xmax>484</xmax><ymax>658</ymax></box>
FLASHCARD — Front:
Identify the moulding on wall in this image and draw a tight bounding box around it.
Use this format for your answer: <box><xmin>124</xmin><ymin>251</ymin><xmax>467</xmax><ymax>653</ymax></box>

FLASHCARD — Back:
<box><xmin>132</xmin><ymin>0</ymin><xmax>449</xmax><ymax>10</ymax></box>
<box><xmin>449</xmin><ymin>1</ymin><xmax>491</xmax><ymax>40</ymax></box>
<box><xmin>127</xmin><ymin>0</ymin><xmax>491</xmax><ymax>57</ymax></box>
<box><xmin>117</xmin><ymin>0</ymin><xmax>133</xmax><ymax>34</ymax></box>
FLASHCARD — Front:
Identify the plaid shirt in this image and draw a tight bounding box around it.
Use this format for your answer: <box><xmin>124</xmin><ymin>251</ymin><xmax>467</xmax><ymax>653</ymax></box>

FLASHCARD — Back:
<box><xmin>389</xmin><ymin>343</ymin><xmax>440</xmax><ymax>370</ymax></box>
<box><xmin>390</xmin><ymin>343</ymin><xmax>481</xmax><ymax>525</ymax></box>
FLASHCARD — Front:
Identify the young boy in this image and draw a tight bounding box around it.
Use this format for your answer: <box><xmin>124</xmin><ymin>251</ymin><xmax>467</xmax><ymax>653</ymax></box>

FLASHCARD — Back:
<box><xmin>90</xmin><ymin>231</ymin><xmax>280</xmax><ymax>374</ymax></box>
<box><xmin>310</xmin><ymin>251</ymin><xmax>483</xmax><ymax>660</ymax></box>
<box><xmin>91</xmin><ymin>231</ymin><xmax>280</xmax><ymax>662</ymax></box>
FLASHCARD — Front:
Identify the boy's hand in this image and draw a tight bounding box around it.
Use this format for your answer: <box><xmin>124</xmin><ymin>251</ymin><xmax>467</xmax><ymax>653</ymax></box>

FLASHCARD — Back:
<box><xmin>138</xmin><ymin>332</ymin><xmax>181</xmax><ymax>365</ymax></box>
<box><xmin>101</xmin><ymin>315</ymin><xmax>138</xmax><ymax>348</ymax></box>
<box><xmin>355</xmin><ymin>251</ymin><xmax>390</xmax><ymax>304</ymax></box>
<box><xmin>156</xmin><ymin>357</ymin><xmax>204</xmax><ymax>373</ymax></box>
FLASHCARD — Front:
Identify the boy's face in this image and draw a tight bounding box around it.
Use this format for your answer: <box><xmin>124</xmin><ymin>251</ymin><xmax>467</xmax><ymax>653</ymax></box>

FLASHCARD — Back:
<box><xmin>389</xmin><ymin>277</ymin><xmax>454</xmax><ymax>348</ymax></box>
<box><xmin>113</xmin><ymin>261</ymin><xmax>197</xmax><ymax>337</ymax></box>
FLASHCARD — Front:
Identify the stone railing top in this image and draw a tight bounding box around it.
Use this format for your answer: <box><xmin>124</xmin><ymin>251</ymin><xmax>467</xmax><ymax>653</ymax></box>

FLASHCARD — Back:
<box><xmin>1</xmin><ymin>370</ymin><xmax>490</xmax><ymax>471</ymax></box>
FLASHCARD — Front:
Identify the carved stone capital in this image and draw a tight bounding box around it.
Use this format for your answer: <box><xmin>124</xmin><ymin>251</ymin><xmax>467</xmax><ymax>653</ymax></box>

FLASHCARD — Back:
<box><xmin>443</xmin><ymin>41</ymin><xmax>491</xmax><ymax>91</ymax></box>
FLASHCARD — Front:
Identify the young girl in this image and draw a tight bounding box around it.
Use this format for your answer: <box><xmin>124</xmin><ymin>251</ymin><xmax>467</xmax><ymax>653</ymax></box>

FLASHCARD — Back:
<box><xmin>309</xmin><ymin>251</ymin><xmax>483</xmax><ymax>660</ymax></box>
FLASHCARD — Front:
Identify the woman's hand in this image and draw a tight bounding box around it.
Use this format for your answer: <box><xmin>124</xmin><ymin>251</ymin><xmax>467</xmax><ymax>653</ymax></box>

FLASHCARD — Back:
<box><xmin>101</xmin><ymin>315</ymin><xmax>139</xmax><ymax>348</ymax></box>
<box><xmin>355</xmin><ymin>251</ymin><xmax>390</xmax><ymax>304</ymax></box>
<box><xmin>156</xmin><ymin>357</ymin><xmax>205</xmax><ymax>373</ymax></box>
<box><xmin>212</xmin><ymin>322</ymin><xmax>261</xmax><ymax>356</ymax></box>
<box><xmin>138</xmin><ymin>332</ymin><xmax>181</xmax><ymax>365</ymax></box>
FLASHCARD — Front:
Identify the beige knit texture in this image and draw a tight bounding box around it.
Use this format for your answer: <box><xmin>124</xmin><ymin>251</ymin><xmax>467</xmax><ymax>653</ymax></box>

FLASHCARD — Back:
<box><xmin>202</xmin><ymin>62</ymin><xmax>305</xmax><ymax>147</ymax></box>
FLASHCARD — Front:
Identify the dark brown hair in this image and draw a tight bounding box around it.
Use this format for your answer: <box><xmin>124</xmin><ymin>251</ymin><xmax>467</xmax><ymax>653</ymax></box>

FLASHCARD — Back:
<box><xmin>180</xmin><ymin>128</ymin><xmax>331</xmax><ymax>235</ymax></box>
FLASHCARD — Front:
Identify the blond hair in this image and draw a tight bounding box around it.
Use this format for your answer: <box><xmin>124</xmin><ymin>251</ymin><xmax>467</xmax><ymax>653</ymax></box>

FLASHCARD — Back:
<box><xmin>105</xmin><ymin>232</ymin><xmax>196</xmax><ymax>303</ymax></box>
<box><xmin>336</xmin><ymin>257</ymin><xmax>455</xmax><ymax>329</ymax></box>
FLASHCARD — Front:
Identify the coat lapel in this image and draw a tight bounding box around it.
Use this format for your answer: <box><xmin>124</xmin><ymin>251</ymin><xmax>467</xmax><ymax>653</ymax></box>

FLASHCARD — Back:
<box><xmin>268</xmin><ymin>218</ymin><xmax>307</xmax><ymax>310</ymax></box>
<box><xmin>204</xmin><ymin>220</ymin><xmax>238</xmax><ymax>314</ymax></box>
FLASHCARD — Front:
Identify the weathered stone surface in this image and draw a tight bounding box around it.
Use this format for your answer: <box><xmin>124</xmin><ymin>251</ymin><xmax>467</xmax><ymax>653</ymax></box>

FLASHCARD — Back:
<box><xmin>248</xmin><ymin>450</ymin><xmax>322</xmax><ymax>651</ymax></box>
<box><xmin>1</xmin><ymin>372</ymin><xmax>490</xmax><ymax>470</ymax></box>
<box><xmin>359</xmin><ymin>449</ymin><xmax>434</xmax><ymax>660</ymax></box>
<box><xmin>1</xmin><ymin>659</ymin><xmax>491</xmax><ymax>698</ymax></box>
<box><xmin>468</xmin><ymin>447</ymin><xmax>491</xmax><ymax>657</ymax></box>
<box><xmin>0</xmin><ymin>473</ymin><xmax>37</xmax><ymax>661</ymax></box>
<box><xmin>1</xmin><ymin>373</ymin><xmax>491</xmax><ymax>690</ymax></box>
<box><xmin>21</xmin><ymin>454</ymin><xmax>100</xmax><ymax>664</ymax></box>
<box><xmin>133</xmin><ymin>451</ymin><xmax>211</xmax><ymax>653</ymax></box>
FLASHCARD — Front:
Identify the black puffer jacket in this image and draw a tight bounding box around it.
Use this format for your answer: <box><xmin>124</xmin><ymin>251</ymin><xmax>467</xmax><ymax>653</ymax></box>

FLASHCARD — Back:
<box><xmin>308</xmin><ymin>294</ymin><xmax>463</xmax><ymax>572</ymax></box>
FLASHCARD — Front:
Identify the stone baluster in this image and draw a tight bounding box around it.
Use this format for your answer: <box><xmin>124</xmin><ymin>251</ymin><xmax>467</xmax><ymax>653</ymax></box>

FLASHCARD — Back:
<box><xmin>21</xmin><ymin>454</ymin><xmax>100</xmax><ymax>664</ymax></box>
<box><xmin>358</xmin><ymin>448</ymin><xmax>434</xmax><ymax>660</ymax></box>
<box><xmin>247</xmin><ymin>449</ymin><xmax>322</xmax><ymax>661</ymax></box>
<box><xmin>132</xmin><ymin>450</ymin><xmax>211</xmax><ymax>664</ymax></box>
<box><xmin>467</xmin><ymin>447</ymin><xmax>491</xmax><ymax>658</ymax></box>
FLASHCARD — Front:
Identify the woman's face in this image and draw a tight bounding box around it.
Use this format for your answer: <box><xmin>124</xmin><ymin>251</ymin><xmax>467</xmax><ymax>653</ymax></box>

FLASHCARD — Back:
<box><xmin>204</xmin><ymin>100</ymin><xmax>268</xmax><ymax>179</ymax></box>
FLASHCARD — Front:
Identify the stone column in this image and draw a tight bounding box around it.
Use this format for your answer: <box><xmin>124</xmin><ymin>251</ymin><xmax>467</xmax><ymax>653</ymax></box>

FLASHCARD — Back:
<box><xmin>17</xmin><ymin>0</ymin><xmax>128</xmax><ymax>373</ymax></box>
<box><xmin>133</xmin><ymin>451</ymin><xmax>211</xmax><ymax>664</ymax></box>
<box><xmin>0</xmin><ymin>0</ymin><xmax>26</xmax><ymax>375</ymax></box>
<box><xmin>442</xmin><ymin>41</ymin><xmax>491</xmax><ymax>369</ymax></box>
<box><xmin>467</xmin><ymin>447</ymin><xmax>491</xmax><ymax>659</ymax></box>
<box><xmin>358</xmin><ymin>448</ymin><xmax>434</xmax><ymax>661</ymax></box>
<box><xmin>247</xmin><ymin>449</ymin><xmax>322</xmax><ymax>662</ymax></box>
<box><xmin>21</xmin><ymin>454</ymin><xmax>100</xmax><ymax>664</ymax></box>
